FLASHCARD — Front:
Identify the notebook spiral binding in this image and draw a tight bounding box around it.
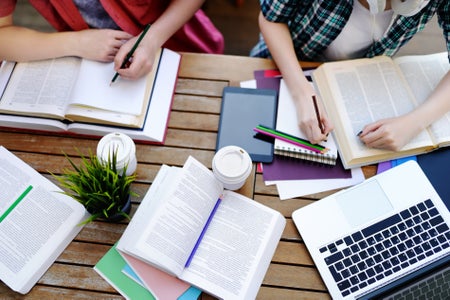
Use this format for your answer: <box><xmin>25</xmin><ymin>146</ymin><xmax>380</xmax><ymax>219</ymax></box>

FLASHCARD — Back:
<box><xmin>274</xmin><ymin>145</ymin><xmax>337</xmax><ymax>165</ymax></box>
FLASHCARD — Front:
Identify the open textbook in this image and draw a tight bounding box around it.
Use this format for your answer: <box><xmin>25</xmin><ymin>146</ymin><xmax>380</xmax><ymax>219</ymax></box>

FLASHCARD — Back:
<box><xmin>313</xmin><ymin>52</ymin><xmax>450</xmax><ymax>169</ymax></box>
<box><xmin>117</xmin><ymin>156</ymin><xmax>285</xmax><ymax>300</ymax></box>
<box><xmin>0</xmin><ymin>48</ymin><xmax>180</xmax><ymax>144</ymax></box>
<box><xmin>0</xmin><ymin>146</ymin><xmax>88</xmax><ymax>294</ymax></box>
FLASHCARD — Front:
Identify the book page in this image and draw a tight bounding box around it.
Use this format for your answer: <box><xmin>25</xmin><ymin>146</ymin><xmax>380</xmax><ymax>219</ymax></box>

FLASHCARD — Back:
<box><xmin>179</xmin><ymin>190</ymin><xmax>285</xmax><ymax>300</ymax></box>
<box><xmin>315</xmin><ymin>56</ymin><xmax>434</xmax><ymax>165</ymax></box>
<box><xmin>69</xmin><ymin>59</ymin><xmax>148</xmax><ymax>115</ymax></box>
<box><xmin>394</xmin><ymin>52</ymin><xmax>450</xmax><ymax>145</ymax></box>
<box><xmin>0</xmin><ymin>58</ymin><xmax>80</xmax><ymax>119</ymax></box>
<box><xmin>0</xmin><ymin>146</ymin><xmax>88</xmax><ymax>294</ymax></box>
<box><xmin>118</xmin><ymin>157</ymin><xmax>223</xmax><ymax>277</ymax></box>
<box><xmin>64</xmin><ymin>50</ymin><xmax>161</xmax><ymax>128</ymax></box>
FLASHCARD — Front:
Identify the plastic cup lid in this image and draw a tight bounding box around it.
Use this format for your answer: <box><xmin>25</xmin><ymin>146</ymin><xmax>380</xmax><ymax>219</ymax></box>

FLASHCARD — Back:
<box><xmin>213</xmin><ymin>146</ymin><xmax>251</xmax><ymax>179</ymax></box>
<box><xmin>97</xmin><ymin>132</ymin><xmax>135</xmax><ymax>167</ymax></box>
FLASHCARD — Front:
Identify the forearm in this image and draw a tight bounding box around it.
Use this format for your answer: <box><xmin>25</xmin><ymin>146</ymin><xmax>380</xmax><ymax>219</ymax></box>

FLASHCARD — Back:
<box><xmin>258</xmin><ymin>12</ymin><xmax>331</xmax><ymax>142</ymax></box>
<box><xmin>410</xmin><ymin>71</ymin><xmax>450</xmax><ymax>129</ymax></box>
<box><xmin>359</xmin><ymin>71</ymin><xmax>450</xmax><ymax>151</ymax></box>
<box><xmin>258</xmin><ymin>12</ymin><xmax>311</xmax><ymax>98</ymax></box>
<box><xmin>141</xmin><ymin>0</ymin><xmax>204</xmax><ymax>49</ymax></box>
<box><xmin>0</xmin><ymin>25</ymin><xmax>79</xmax><ymax>62</ymax></box>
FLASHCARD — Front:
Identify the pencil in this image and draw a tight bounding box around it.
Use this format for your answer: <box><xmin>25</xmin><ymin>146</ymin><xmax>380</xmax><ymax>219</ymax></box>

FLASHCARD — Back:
<box><xmin>110</xmin><ymin>24</ymin><xmax>151</xmax><ymax>85</ymax></box>
<box><xmin>312</xmin><ymin>95</ymin><xmax>324</xmax><ymax>134</ymax></box>
<box><xmin>255</xmin><ymin>124</ymin><xmax>328</xmax><ymax>153</ymax></box>
<box><xmin>257</xmin><ymin>124</ymin><xmax>326</xmax><ymax>150</ymax></box>
<box><xmin>254</xmin><ymin>128</ymin><xmax>325</xmax><ymax>153</ymax></box>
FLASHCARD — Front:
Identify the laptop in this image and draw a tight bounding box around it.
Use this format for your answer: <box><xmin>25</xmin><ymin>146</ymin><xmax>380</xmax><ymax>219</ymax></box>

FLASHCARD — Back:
<box><xmin>292</xmin><ymin>160</ymin><xmax>450</xmax><ymax>299</ymax></box>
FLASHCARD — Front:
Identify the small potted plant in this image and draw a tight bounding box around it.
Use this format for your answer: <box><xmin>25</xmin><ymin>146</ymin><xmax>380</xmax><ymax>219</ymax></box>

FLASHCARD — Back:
<box><xmin>54</xmin><ymin>149</ymin><xmax>137</xmax><ymax>224</ymax></box>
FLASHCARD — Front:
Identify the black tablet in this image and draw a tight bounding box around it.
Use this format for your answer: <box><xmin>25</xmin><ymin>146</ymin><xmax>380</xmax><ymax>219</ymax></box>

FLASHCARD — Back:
<box><xmin>216</xmin><ymin>86</ymin><xmax>278</xmax><ymax>163</ymax></box>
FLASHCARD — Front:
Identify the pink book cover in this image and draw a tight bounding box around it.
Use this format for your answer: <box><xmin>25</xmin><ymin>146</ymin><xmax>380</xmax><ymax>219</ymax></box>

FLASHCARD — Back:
<box><xmin>120</xmin><ymin>252</ymin><xmax>192</xmax><ymax>300</ymax></box>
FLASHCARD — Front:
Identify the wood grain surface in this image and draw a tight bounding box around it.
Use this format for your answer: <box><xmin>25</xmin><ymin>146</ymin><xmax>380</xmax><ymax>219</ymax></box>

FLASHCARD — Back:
<box><xmin>0</xmin><ymin>53</ymin><xmax>376</xmax><ymax>299</ymax></box>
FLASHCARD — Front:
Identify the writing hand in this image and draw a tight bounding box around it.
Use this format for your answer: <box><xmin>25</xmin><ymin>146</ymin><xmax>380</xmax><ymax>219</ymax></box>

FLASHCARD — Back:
<box><xmin>296</xmin><ymin>93</ymin><xmax>333</xmax><ymax>144</ymax></box>
<box><xmin>113</xmin><ymin>35</ymin><xmax>158</xmax><ymax>80</ymax></box>
<box><xmin>75</xmin><ymin>29</ymin><xmax>132</xmax><ymax>62</ymax></box>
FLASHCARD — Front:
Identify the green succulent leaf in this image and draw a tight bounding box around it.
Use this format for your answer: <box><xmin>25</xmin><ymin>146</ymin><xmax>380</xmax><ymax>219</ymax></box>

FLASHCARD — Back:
<box><xmin>51</xmin><ymin>148</ymin><xmax>137</xmax><ymax>224</ymax></box>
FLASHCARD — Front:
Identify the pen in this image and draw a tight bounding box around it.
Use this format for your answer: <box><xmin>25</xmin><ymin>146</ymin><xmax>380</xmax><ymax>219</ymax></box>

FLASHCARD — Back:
<box><xmin>185</xmin><ymin>196</ymin><xmax>222</xmax><ymax>268</ymax></box>
<box><xmin>110</xmin><ymin>24</ymin><xmax>151</xmax><ymax>85</ymax></box>
<box><xmin>312</xmin><ymin>95</ymin><xmax>325</xmax><ymax>134</ymax></box>
<box><xmin>254</xmin><ymin>124</ymin><xmax>328</xmax><ymax>154</ymax></box>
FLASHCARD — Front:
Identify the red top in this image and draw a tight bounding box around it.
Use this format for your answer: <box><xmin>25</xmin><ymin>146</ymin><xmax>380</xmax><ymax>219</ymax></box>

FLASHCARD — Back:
<box><xmin>1</xmin><ymin>0</ymin><xmax>224</xmax><ymax>53</ymax></box>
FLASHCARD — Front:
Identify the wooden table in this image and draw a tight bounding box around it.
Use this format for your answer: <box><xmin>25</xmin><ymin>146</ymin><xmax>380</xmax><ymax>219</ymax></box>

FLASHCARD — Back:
<box><xmin>0</xmin><ymin>53</ymin><xmax>377</xmax><ymax>299</ymax></box>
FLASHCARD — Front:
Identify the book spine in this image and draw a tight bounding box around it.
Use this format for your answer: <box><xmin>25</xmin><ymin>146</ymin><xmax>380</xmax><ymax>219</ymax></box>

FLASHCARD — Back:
<box><xmin>274</xmin><ymin>147</ymin><xmax>336</xmax><ymax>165</ymax></box>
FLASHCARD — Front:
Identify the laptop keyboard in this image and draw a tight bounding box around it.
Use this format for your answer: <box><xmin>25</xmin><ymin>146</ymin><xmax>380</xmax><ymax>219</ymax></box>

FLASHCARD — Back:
<box><xmin>383</xmin><ymin>264</ymin><xmax>450</xmax><ymax>300</ymax></box>
<box><xmin>320</xmin><ymin>199</ymin><xmax>450</xmax><ymax>297</ymax></box>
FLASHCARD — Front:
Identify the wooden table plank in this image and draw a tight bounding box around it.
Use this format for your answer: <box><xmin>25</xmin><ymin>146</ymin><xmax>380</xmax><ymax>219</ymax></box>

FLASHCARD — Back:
<box><xmin>257</xmin><ymin>286</ymin><xmax>331</xmax><ymax>300</ymax></box>
<box><xmin>263</xmin><ymin>264</ymin><xmax>327</xmax><ymax>291</ymax></box>
<box><xmin>178</xmin><ymin>53</ymin><xmax>320</xmax><ymax>83</ymax></box>
<box><xmin>0</xmin><ymin>285</ymin><xmax>123</xmax><ymax>299</ymax></box>
<box><xmin>0</xmin><ymin>52</ymin><xmax>378</xmax><ymax>299</ymax></box>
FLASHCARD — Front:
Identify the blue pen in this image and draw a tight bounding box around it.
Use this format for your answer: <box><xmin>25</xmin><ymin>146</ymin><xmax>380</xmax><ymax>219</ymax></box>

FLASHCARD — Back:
<box><xmin>185</xmin><ymin>196</ymin><xmax>222</xmax><ymax>268</ymax></box>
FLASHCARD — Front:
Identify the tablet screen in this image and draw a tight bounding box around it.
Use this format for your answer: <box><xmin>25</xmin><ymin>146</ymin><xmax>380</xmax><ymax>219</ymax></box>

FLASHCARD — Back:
<box><xmin>216</xmin><ymin>87</ymin><xmax>278</xmax><ymax>163</ymax></box>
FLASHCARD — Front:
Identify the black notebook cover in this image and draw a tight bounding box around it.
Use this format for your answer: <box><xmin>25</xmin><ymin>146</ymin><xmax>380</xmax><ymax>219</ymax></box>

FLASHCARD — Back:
<box><xmin>417</xmin><ymin>148</ymin><xmax>450</xmax><ymax>212</ymax></box>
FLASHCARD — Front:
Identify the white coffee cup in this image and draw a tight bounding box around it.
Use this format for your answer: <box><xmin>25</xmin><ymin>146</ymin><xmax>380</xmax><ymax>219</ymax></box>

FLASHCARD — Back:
<box><xmin>97</xmin><ymin>132</ymin><xmax>137</xmax><ymax>176</ymax></box>
<box><xmin>212</xmin><ymin>145</ymin><xmax>252</xmax><ymax>190</ymax></box>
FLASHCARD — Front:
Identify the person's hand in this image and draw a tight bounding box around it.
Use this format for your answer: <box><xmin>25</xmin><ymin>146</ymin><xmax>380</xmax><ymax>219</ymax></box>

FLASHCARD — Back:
<box><xmin>294</xmin><ymin>92</ymin><xmax>333</xmax><ymax>144</ymax></box>
<box><xmin>75</xmin><ymin>29</ymin><xmax>133</xmax><ymax>62</ymax></box>
<box><xmin>358</xmin><ymin>114</ymin><xmax>421</xmax><ymax>151</ymax></box>
<box><xmin>113</xmin><ymin>34</ymin><xmax>159</xmax><ymax>80</ymax></box>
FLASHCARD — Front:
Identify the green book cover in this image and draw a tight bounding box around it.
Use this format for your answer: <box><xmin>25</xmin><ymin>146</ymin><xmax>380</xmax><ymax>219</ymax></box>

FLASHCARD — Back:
<box><xmin>94</xmin><ymin>243</ymin><xmax>155</xmax><ymax>300</ymax></box>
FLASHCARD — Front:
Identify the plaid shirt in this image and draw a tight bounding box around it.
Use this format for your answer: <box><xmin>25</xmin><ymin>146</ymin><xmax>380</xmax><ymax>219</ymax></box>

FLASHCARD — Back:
<box><xmin>250</xmin><ymin>0</ymin><xmax>450</xmax><ymax>62</ymax></box>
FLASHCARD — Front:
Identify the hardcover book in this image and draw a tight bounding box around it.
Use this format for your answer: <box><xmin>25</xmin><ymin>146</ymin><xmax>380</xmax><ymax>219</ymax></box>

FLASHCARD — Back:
<box><xmin>313</xmin><ymin>52</ymin><xmax>449</xmax><ymax>169</ymax></box>
<box><xmin>0</xmin><ymin>48</ymin><xmax>181</xmax><ymax>144</ymax></box>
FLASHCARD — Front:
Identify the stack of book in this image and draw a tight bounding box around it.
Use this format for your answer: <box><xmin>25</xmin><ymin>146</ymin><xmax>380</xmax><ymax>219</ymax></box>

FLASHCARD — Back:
<box><xmin>95</xmin><ymin>156</ymin><xmax>286</xmax><ymax>300</ymax></box>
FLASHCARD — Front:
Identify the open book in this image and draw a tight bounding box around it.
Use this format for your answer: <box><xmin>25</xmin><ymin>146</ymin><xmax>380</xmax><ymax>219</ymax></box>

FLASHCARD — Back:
<box><xmin>313</xmin><ymin>52</ymin><xmax>450</xmax><ymax>169</ymax></box>
<box><xmin>0</xmin><ymin>48</ymin><xmax>180</xmax><ymax>144</ymax></box>
<box><xmin>0</xmin><ymin>146</ymin><xmax>89</xmax><ymax>294</ymax></box>
<box><xmin>275</xmin><ymin>79</ymin><xmax>338</xmax><ymax>165</ymax></box>
<box><xmin>117</xmin><ymin>156</ymin><xmax>286</xmax><ymax>300</ymax></box>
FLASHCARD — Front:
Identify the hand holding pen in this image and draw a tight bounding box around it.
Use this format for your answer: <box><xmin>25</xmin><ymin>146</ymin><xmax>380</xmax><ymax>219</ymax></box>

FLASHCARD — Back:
<box><xmin>294</xmin><ymin>93</ymin><xmax>333</xmax><ymax>144</ymax></box>
<box><xmin>110</xmin><ymin>24</ymin><xmax>151</xmax><ymax>84</ymax></box>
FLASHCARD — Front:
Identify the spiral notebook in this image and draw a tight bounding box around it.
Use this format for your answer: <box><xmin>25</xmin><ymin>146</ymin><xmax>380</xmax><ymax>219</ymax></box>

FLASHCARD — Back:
<box><xmin>275</xmin><ymin>79</ymin><xmax>338</xmax><ymax>165</ymax></box>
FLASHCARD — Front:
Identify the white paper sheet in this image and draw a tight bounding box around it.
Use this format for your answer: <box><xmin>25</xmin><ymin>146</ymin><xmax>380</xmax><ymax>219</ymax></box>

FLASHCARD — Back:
<box><xmin>270</xmin><ymin>167</ymin><xmax>364</xmax><ymax>200</ymax></box>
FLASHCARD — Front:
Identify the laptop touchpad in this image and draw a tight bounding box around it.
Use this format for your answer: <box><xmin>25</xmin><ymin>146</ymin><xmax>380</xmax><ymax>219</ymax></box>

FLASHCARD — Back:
<box><xmin>336</xmin><ymin>180</ymin><xmax>393</xmax><ymax>227</ymax></box>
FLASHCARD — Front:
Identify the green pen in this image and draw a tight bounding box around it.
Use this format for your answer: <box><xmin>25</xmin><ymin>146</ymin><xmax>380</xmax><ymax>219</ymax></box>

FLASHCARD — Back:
<box><xmin>110</xmin><ymin>24</ymin><xmax>151</xmax><ymax>85</ymax></box>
